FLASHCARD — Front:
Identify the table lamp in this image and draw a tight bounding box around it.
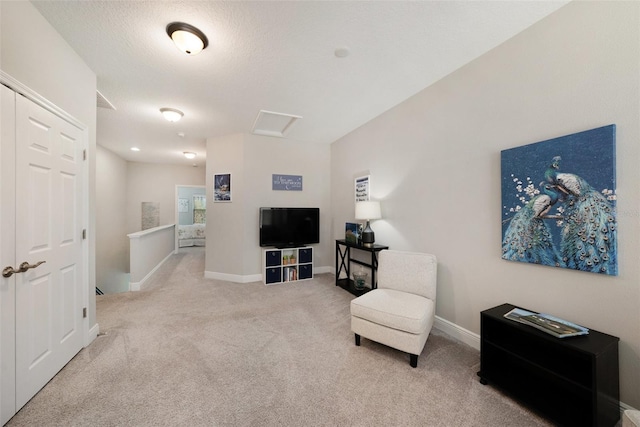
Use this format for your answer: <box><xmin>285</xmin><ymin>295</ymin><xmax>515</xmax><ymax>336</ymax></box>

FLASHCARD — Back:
<box><xmin>355</xmin><ymin>200</ymin><xmax>381</xmax><ymax>247</ymax></box>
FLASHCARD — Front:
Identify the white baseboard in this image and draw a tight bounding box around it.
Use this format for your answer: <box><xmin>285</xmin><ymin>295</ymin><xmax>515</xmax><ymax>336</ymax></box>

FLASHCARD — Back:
<box><xmin>314</xmin><ymin>266</ymin><xmax>332</xmax><ymax>275</ymax></box>
<box><xmin>129</xmin><ymin>252</ymin><xmax>173</xmax><ymax>291</ymax></box>
<box><xmin>434</xmin><ymin>315</ymin><xmax>480</xmax><ymax>350</ymax></box>
<box><xmin>204</xmin><ymin>271</ymin><xmax>262</xmax><ymax>283</ymax></box>
<box><xmin>85</xmin><ymin>322</ymin><xmax>99</xmax><ymax>347</ymax></box>
<box><xmin>204</xmin><ymin>265</ymin><xmax>333</xmax><ymax>283</ymax></box>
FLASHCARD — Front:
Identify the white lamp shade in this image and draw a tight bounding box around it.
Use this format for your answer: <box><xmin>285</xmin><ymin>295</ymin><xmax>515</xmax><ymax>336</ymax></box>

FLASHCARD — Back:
<box><xmin>355</xmin><ymin>201</ymin><xmax>381</xmax><ymax>220</ymax></box>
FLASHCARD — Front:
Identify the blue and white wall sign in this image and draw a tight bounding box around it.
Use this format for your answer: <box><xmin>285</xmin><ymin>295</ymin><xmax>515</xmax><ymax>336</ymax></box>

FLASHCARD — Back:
<box><xmin>272</xmin><ymin>174</ymin><xmax>303</xmax><ymax>191</ymax></box>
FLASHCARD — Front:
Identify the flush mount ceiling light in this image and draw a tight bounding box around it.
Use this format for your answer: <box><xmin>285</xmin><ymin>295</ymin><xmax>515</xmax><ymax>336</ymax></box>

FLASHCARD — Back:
<box><xmin>166</xmin><ymin>22</ymin><xmax>208</xmax><ymax>55</ymax></box>
<box><xmin>130</xmin><ymin>147</ymin><xmax>140</xmax><ymax>152</ymax></box>
<box><xmin>160</xmin><ymin>107</ymin><xmax>184</xmax><ymax>122</ymax></box>
<box><xmin>183</xmin><ymin>152</ymin><xmax>196</xmax><ymax>159</ymax></box>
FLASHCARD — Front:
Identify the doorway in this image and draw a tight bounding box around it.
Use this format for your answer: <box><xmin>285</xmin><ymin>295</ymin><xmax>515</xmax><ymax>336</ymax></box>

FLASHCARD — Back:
<box><xmin>175</xmin><ymin>185</ymin><xmax>206</xmax><ymax>252</ymax></box>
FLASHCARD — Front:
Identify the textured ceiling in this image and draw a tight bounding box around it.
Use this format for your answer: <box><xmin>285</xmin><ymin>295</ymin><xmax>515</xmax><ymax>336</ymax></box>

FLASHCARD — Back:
<box><xmin>32</xmin><ymin>1</ymin><xmax>568</xmax><ymax>166</ymax></box>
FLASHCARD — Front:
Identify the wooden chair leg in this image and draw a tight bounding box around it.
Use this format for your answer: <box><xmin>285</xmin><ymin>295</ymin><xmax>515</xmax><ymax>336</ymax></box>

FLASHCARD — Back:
<box><xmin>355</xmin><ymin>334</ymin><xmax>361</xmax><ymax>346</ymax></box>
<box><xmin>410</xmin><ymin>354</ymin><xmax>418</xmax><ymax>368</ymax></box>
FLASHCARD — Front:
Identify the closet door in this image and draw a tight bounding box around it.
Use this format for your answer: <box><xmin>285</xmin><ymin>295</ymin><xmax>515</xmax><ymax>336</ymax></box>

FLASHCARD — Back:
<box><xmin>14</xmin><ymin>93</ymin><xmax>85</xmax><ymax>409</ymax></box>
<box><xmin>0</xmin><ymin>84</ymin><xmax>17</xmax><ymax>426</ymax></box>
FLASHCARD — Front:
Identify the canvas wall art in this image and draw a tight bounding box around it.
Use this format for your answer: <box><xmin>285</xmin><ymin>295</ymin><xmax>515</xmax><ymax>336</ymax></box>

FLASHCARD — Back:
<box><xmin>272</xmin><ymin>174</ymin><xmax>303</xmax><ymax>191</ymax></box>
<box><xmin>141</xmin><ymin>202</ymin><xmax>160</xmax><ymax>230</ymax></box>
<box><xmin>501</xmin><ymin>124</ymin><xmax>617</xmax><ymax>275</ymax></box>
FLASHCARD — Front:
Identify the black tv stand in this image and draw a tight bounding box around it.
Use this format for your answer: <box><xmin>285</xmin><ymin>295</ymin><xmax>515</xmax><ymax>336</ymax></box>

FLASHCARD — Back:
<box><xmin>478</xmin><ymin>303</ymin><xmax>619</xmax><ymax>427</ymax></box>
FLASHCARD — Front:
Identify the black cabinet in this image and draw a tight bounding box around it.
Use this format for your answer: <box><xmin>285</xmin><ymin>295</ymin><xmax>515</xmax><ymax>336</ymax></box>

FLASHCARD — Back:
<box><xmin>478</xmin><ymin>303</ymin><xmax>619</xmax><ymax>427</ymax></box>
<box><xmin>265</xmin><ymin>250</ymin><xmax>281</xmax><ymax>267</ymax></box>
<box><xmin>298</xmin><ymin>248</ymin><xmax>312</xmax><ymax>264</ymax></box>
<box><xmin>264</xmin><ymin>267</ymin><xmax>282</xmax><ymax>284</ymax></box>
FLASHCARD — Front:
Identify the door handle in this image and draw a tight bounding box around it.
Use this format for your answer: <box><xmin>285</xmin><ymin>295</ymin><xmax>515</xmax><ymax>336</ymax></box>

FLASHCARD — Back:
<box><xmin>18</xmin><ymin>260</ymin><xmax>46</xmax><ymax>273</ymax></box>
<box><xmin>2</xmin><ymin>266</ymin><xmax>17</xmax><ymax>278</ymax></box>
<box><xmin>2</xmin><ymin>261</ymin><xmax>45</xmax><ymax>278</ymax></box>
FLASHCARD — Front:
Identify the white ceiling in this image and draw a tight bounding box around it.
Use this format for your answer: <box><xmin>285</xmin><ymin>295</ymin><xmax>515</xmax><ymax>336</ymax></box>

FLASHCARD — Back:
<box><xmin>32</xmin><ymin>0</ymin><xmax>568</xmax><ymax>167</ymax></box>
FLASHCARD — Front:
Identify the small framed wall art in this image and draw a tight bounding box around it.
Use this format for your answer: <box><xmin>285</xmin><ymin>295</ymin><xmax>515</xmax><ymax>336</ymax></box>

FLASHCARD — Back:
<box><xmin>355</xmin><ymin>175</ymin><xmax>370</xmax><ymax>202</ymax></box>
<box><xmin>214</xmin><ymin>173</ymin><xmax>231</xmax><ymax>202</ymax></box>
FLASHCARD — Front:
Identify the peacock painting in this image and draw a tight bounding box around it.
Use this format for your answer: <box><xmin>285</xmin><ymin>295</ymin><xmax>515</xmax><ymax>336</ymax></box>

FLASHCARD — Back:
<box><xmin>501</xmin><ymin>125</ymin><xmax>617</xmax><ymax>276</ymax></box>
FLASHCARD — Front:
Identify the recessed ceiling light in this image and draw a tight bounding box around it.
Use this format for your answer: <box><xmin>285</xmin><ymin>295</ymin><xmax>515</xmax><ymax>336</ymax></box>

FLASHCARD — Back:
<box><xmin>183</xmin><ymin>152</ymin><xmax>196</xmax><ymax>159</ymax></box>
<box><xmin>160</xmin><ymin>108</ymin><xmax>184</xmax><ymax>122</ymax></box>
<box><xmin>131</xmin><ymin>147</ymin><xmax>140</xmax><ymax>152</ymax></box>
<box><xmin>166</xmin><ymin>22</ymin><xmax>208</xmax><ymax>55</ymax></box>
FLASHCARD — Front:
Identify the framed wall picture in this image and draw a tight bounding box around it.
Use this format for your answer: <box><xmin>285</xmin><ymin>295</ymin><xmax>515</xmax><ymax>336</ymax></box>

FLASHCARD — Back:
<box><xmin>178</xmin><ymin>198</ymin><xmax>189</xmax><ymax>213</ymax></box>
<box><xmin>501</xmin><ymin>124</ymin><xmax>617</xmax><ymax>275</ymax></box>
<box><xmin>214</xmin><ymin>173</ymin><xmax>232</xmax><ymax>202</ymax></box>
<box><xmin>272</xmin><ymin>174</ymin><xmax>303</xmax><ymax>191</ymax></box>
<box><xmin>355</xmin><ymin>175</ymin><xmax>370</xmax><ymax>202</ymax></box>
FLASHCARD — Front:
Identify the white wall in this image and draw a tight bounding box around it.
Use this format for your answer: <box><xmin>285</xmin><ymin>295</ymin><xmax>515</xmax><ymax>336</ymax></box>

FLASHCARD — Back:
<box><xmin>206</xmin><ymin>133</ymin><xmax>331</xmax><ymax>279</ymax></box>
<box><xmin>96</xmin><ymin>146</ymin><xmax>129</xmax><ymax>293</ymax></box>
<box><xmin>0</xmin><ymin>1</ymin><xmax>98</xmax><ymax>328</ymax></box>
<box><xmin>330</xmin><ymin>1</ymin><xmax>640</xmax><ymax>408</ymax></box>
<box><xmin>126</xmin><ymin>162</ymin><xmax>206</xmax><ymax>234</ymax></box>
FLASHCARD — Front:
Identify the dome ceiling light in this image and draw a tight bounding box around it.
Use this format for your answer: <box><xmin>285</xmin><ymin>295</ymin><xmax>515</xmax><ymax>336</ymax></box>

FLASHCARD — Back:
<box><xmin>160</xmin><ymin>107</ymin><xmax>184</xmax><ymax>122</ymax></box>
<box><xmin>166</xmin><ymin>22</ymin><xmax>208</xmax><ymax>55</ymax></box>
<box><xmin>183</xmin><ymin>152</ymin><xmax>196</xmax><ymax>159</ymax></box>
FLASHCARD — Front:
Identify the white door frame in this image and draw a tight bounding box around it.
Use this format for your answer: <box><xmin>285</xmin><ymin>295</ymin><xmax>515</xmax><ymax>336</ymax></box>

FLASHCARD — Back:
<box><xmin>175</xmin><ymin>184</ymin><xmax>206</xmax><ymax>253</ymax></box>
<box><xmin>0</xmin><ymin>71</ymin><xmax>92</xmax><ymax>423</ymax></box>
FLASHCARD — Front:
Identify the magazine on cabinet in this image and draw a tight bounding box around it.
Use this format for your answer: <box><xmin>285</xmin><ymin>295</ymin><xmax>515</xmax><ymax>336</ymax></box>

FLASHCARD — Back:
<box><xmin>504</xmin><ymin>308</ymin><xmax>589</xmax><ymax>338</ymax></box>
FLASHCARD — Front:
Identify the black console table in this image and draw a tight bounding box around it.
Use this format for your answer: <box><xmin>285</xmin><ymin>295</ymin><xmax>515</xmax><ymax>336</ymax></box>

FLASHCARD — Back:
<box><xmin>478</xmin><ymin>303</ymin><xmax>619</xmax><ymax>427</ymax></box>
<box><xmin>335</xmin><ymin>239</ymin><xmax>388</xmax><ymax>296</ymax></box>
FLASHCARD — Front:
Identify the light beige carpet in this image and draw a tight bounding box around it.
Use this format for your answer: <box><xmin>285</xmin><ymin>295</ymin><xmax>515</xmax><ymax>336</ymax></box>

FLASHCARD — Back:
<box><xmin>7</xmin><ymin>247</ymin><xmax>552</xmax><ymax>426</ymax></box>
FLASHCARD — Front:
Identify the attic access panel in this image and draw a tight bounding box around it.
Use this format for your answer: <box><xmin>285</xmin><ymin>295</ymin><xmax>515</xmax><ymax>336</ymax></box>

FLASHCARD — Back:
<box><xmin>251</xmin><ymin>110</ymin><xmax>302</xmax><ymax>138</ymax></box>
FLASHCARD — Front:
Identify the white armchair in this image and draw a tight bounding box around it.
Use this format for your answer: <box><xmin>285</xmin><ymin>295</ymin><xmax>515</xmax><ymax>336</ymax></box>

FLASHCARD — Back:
<box><xmin>350</xmin><ymin>250</ymin><xmax>437</xmax><ymax>367</ymax></box>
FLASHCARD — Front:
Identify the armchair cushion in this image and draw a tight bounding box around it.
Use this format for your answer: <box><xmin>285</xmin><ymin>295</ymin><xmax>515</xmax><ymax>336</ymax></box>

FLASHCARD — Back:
<box><xmin>351</xmin><ymin>289</ymin><xmax>434</xmax><ymax>335</ymax></box>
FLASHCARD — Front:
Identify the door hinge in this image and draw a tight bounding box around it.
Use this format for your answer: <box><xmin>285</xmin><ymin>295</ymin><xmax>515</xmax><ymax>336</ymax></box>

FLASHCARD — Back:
<box><xmin>83</xmin><ymin>307</ymin><xmax>87</xmax><ymax>318</ymax></box>
<box><xmin>82</xmin><ymin>229</ymin><xmax>86</xmax><ymax>240</ymax></box>
<box><xmin>83</xmin><ymin>149</ymin><xmax>87</xmax><ymax>160</ymax></box>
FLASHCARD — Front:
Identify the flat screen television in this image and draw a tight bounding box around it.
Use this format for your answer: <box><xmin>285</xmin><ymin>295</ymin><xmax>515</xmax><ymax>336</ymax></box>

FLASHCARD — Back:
<box><xmin>259</xmin><ymin>207</ymin><xmax>320</xmax><ymax>248</ymax></box>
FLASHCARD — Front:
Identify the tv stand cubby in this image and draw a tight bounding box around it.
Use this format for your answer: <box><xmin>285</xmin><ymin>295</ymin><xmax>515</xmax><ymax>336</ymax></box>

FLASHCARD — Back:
<box><xmin>263</xmin><ymin>247</ymin><xmax>313</xmax><ymax>285</ymax></box>
<box><xmin>478</xmin><ymin>303</ymin><xmax>619</xmax><ymax>427</ymax></box>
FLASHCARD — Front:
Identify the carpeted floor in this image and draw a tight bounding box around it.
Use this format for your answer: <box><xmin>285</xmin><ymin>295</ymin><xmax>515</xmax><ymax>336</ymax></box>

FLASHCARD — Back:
<box><xmin>6</xmin><ymin>247</ymin><xmax>553</xmax><ymax>426</ymax></box>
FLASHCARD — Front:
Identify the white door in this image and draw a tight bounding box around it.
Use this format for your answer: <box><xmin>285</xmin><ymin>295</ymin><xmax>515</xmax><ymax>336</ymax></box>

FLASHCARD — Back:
<box><xmin>0</xmin><ymin>87</ymin><xmax>85</xmax><ymax>423</ymax></box>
